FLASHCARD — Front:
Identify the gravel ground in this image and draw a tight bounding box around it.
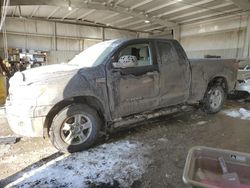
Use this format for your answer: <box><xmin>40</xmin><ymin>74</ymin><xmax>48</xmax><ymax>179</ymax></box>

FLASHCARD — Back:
<box><xmin>0</xmin><ymin>100</ymin><xmax>250</xmax><ymax>187</ymax></box>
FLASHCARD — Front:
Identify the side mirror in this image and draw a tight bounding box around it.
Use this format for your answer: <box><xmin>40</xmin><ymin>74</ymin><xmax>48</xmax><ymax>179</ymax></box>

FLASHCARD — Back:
<box><xmin>112</xmin><ymin>55</ymin><xmax>138</xmax><ymax>68</ymax></box>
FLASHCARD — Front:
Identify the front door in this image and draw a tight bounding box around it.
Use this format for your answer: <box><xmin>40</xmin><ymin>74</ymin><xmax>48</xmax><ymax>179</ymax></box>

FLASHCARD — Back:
<box><xmin>107</xmin><ymin>41</ymin><xmax>160</xmax><ymax>119</ymax></box>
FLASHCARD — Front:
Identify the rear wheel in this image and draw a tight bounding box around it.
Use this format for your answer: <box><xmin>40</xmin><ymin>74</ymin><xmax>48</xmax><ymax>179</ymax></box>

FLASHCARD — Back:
<box><xmin>202</xmin><ymin>85</ymin><xmax>225</xmax><ymax>114</ymax></box>
<box><xmin>49</xmin><ymin>104</ymin><xmax>101</xmax><ymax>153</ymax></box>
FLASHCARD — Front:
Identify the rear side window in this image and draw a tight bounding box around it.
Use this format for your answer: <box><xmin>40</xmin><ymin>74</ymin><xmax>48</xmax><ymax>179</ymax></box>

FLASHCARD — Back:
<box><xmin>157</xmin><ymin>42</ymin><xmax>176</xmax><ymax>64</ymax></box>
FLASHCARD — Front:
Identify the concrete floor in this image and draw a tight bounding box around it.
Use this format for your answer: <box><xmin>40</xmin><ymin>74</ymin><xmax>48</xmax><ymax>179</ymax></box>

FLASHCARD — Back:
<box><xmin>0</xmin><ymin>100</ymin><xmax>250</xmax><ymax>187</ymax></box>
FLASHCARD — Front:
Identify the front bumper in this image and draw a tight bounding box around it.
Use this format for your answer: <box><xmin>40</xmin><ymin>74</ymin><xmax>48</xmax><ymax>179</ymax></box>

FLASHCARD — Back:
<box><xmin>5</xmin><ymin>100</ymin><xmax>49</xmax><ymax>137</ymax></box>
<box><xmin>6</xmin><ymin>113</ymin><xmax>45</xmax><ymax>137</ymax></box>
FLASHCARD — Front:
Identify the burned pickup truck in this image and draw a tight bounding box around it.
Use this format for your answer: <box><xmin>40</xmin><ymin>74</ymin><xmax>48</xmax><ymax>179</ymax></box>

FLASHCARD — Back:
<box><xmin>6</xmin><ymin>39</ymin><xmax>237</xmax><ymax>153</ymax></box>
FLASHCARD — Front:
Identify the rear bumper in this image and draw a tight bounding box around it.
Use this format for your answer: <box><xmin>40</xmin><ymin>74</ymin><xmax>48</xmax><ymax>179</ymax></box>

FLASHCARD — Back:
<box><xmin>5</xmin><ymin>100</ymin><xmax>48</xmax><ymax>137</ymax></box>
<box><xmin>235</xmin><ymin>81</ymin><xmax>250</xmax><ymax>94</ymax></box>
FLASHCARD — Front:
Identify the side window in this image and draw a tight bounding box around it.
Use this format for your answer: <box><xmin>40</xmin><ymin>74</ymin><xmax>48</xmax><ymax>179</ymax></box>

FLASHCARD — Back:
<box><xmin>117</xmin><ymin>43</ymin><xmax>152</xmax><ymax>67</ymax></box>
<box><xmin>157</xmin><ymin>42</ymin><xmax>176</xmax><ymax>65</ymax></box>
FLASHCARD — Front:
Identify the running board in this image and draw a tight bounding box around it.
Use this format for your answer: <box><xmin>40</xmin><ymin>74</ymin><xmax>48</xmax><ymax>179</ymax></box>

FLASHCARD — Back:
<box><xmin>109</xmin><ymin>105</ymin><xmax>185</xmax><ymax>132</ymax></box>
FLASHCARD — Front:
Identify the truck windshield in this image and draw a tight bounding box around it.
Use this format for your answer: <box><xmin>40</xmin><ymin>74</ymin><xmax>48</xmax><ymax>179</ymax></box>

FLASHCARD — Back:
<box><xmin>68</xmin><ymin>40</ymin><xmax>118</xmax><ymax>67</ymax></box>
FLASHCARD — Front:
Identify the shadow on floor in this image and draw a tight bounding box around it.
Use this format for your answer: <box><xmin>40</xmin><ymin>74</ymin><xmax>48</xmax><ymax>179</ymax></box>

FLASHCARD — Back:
<box><xmin>0</xmin><ymin>152</ymin><xmax>63</xmax><ymax>187</ymax></box>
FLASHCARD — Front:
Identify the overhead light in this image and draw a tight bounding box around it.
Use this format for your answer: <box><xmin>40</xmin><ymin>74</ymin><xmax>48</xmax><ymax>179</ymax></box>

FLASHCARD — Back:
<box><xmin>177</xmin><ymin>0</ymin><xmax>182</xmax><ymax>1</ymax></box>
<box><xmin>145</xmin><ymin>20</ymin><xmax>150</xmax><ymax>24</ymax></box>
<box><xmin>68</xmin><ymin>0</ymin><xmax>72</xmax><ymax>11</ymax></box>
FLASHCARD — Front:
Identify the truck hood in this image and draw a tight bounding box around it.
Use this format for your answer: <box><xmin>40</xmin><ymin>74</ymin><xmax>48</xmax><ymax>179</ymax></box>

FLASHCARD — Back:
<box><xmin>10</xmin><ymin>64</ymin><xmax>79</xmax><ymax>86</ymax></box>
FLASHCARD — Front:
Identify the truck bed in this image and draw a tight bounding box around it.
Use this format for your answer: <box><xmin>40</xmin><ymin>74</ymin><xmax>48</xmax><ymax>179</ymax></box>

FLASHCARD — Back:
<box><xmin>188</xmin><ymin>58</ymin><xmax>238</xmax><ymax>102</ymax></box>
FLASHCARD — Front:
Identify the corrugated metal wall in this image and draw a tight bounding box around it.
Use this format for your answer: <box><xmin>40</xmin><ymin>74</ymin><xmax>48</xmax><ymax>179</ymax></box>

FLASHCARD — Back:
<box><xmin>0</xmin><ymin>17</ymin><xmax>141</xmax><ymax>64</ymax></box>
<box><xmin>2</xmin><ymin>14</ymin><xmax>249</xmax><ymax>61</ymax></box>
<box><xmin>180</xmin><ymin>14</ymin><xmax>249</xmax><ymax>59</ymax></box>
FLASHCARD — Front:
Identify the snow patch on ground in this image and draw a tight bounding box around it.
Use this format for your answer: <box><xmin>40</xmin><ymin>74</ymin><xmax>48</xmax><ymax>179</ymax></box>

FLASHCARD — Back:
<box><xmin>8</xmin><ymin>140</ymin><xmax>150</xmax><ymax>188</ymax></box>
<box><xmin>222</xmin><ymin>108</ymin><xmax>250</xmax><ymax>120</ymax></box>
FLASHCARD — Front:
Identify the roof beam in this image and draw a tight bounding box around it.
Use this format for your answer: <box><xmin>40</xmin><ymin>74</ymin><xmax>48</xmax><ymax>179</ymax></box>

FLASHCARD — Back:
<box><xmin>108</xmin><ymin>4</ymin><xmax>176</xmax><ymax>27</ymax></box>
<box><xmin>169</xmin><ymin>2</ymin><xmax>233</xmax><ymax>21</ymax></box>
<box><xmin>9</xmin><ymin>0</ymin><xmax>177</xmax><ymax>28</ymax></box>
<box><xmin>30</xmin><ymin>6</ymin><xmax>40</xmax><ymax>17</ymax></box>
<box><xmin>114</xmin><ymin>0</ymin><xmax>127</xmax><ymax>5</ymax></box>
<box><xmin>157</xmin><ymin>0</ymin><xmax>215</xmax><ymax>17</ymax></box>
<box><xmin>97</xmin><ymin>12</ymin><xmax>120</xmax><ymax>22</ymax></box>
<box><xmin>180</xmin><ymin>8</ymin><xmax>241</xmax><ymax>24</ymax></box>
<box><xmin>112</xmin><ymin>16</ymin><xmax>133</xmax><ymax>25</ymax></box>
<box><xmin>47</xmin><ymin>7</ymin><xmax>60</xmax><ymax>19</ymax></box>
<box><xmin>231</xmin><ymin>0</ymin><xmax>250</xmax><ymax>11</ymax></box>
<box><xmin>18</xmin><ymin>5</ymin><xmax>22</xmax><ymax>17</ymax></box>
<box><xmin>12</xmin><ymin>6</ymin><xmax>17</xmax><ymax>17</ymax></box>
<box><xmin>76</xmin><ymin>9</ymin><xmax>96</xmax><ymax>20</ymax></box>
<box><xmin>144</xmin><ymin>25</ymin><xmax>166</xmax><ymax>32</ymax></box>
<box><xmin>182</xmin><ymin>11</ymin><xmax>249</xmax><ymax>26</ymax></box>
<box><xmin>7</xmin><ymin>16</ymin><xmax>152</xmax><ymax>34</ymax></box>
<box><xmin>121</xmin><ymin>20</ymin><xmax>144</xmax><ymax>27</ymax></box>
<box><xmin>146</xmin><ymin>0</ymin><xmax>180</xmax><ymax>13</ymax></box>
<box><xmin>130</xmin><ymin>0</ymin><xmax>153</xmax><ymax>10</ymax></box>
<box><xmin>62</xmin><ymin>8</ymin><xmax>79</xmax><ymax>20</ymax></box>
<box><xmin>133</xmin><ymin>23</ymin><xmax>154</xmax><ymax>30</ymax></box>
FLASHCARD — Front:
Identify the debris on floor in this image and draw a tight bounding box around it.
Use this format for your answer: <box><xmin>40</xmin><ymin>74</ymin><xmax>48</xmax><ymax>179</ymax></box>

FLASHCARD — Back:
<box><xmin>0</xmin><ymin>136</ymin><xmax>19</xmax><ymax>145</ymax></box>
<box><xmin>196</xmin><ymin>121</ymin><xmax>207</xmax><ymax>125</ymax></box>
<box><xmin>222</xmin><ymin>108</ymin><xmax>250</xmax><ymax>120</ymax></box>
<box><xmin>158</xmin><ymin>138</ymin><xmax>168</xmax><ymax>143</ymax></box>
<box><xmin>7</xmin><ymin>140</ymin><xmax>151</xmax><ymax>188</ymax></box>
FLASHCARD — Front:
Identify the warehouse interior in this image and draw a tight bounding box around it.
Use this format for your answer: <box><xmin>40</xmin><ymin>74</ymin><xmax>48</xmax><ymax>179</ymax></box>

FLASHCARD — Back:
<box><xmin>1</xmin><ymin>0</ymin><xmax>250</xmax><ymax>187</ymax></box>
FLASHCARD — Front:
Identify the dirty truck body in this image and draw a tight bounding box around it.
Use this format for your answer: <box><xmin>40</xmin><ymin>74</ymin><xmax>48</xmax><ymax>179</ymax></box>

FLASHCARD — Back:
<box><xmin>6</xmin><ymin>39</ymin><xmax>237</xmax><ymax>152</ymax></box>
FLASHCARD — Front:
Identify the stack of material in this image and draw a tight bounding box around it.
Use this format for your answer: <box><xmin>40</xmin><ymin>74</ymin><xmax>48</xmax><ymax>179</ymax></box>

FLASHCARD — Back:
<box><xmin>0</xmin><ymin>75</ymin><xmax>7</xmax><ymax>104</ymax></box>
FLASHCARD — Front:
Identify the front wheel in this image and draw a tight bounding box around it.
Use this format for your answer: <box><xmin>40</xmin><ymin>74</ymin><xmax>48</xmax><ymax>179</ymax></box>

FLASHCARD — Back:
<box><xmin>49</xmin><ymin>104</ymin><xmax>101</xmax><ymax>153</ymax></box>
<box><xmin>202</xmin><ymin>85</ymin><xmax>225</xmax><ymax>114</ymax></box>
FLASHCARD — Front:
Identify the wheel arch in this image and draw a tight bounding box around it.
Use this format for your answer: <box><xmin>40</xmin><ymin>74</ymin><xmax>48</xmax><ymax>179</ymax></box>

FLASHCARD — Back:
<box><xmin>44</xmin><ymin>95</ymin><xmax>107</xmax><ymax>137</ymax></box>
<box><xmin>207</xmin><ymin>76</ymin><xmax>228</xmax><ymax>94</ymax></box>
<box><xmin>201</xmin><ymin>76</ymin><xmax>227</xmax><ymax>114</ymax></box>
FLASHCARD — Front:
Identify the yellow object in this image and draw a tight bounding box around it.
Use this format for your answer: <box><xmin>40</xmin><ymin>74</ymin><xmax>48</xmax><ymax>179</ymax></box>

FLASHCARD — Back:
<box><xmin>0</xmin><ymin>75</ymin><xmax>7</xmax><ymax>104</ymax></box>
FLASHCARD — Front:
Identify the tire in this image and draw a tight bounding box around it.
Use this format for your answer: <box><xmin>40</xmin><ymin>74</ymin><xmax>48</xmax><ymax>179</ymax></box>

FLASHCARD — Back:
<box><xmin>32</xmin><ymin>62</ymin><xmax>41</xmax><ymax>68</ymax></box>
<box><xmin>49</xmin><ymin>104</ymin><xmax>101</xmax><ymax>153</ymax></box>
<box><xmin>202</xmin><ymin>85</ymin><xmax>225</xmax><ymax>114</ymax></box>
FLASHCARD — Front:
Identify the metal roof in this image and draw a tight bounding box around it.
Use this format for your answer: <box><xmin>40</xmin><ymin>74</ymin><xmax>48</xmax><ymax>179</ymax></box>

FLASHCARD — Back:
<box><xmin>5</xmin><ymin>0</ymin><xmax>248</xmax><ymax>34</ymax></box>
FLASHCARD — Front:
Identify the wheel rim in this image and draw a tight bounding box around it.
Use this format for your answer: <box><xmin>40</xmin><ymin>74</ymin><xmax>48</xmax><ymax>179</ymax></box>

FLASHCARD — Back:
<box><xmin>209</xmin><ymin>89</ymin><xmax>223</xmax><ymax>109</ymax></box>
<box><xmin>60</xmin><ymin>114</ymin><xmax>92</xmax><ymax>145</ymax></box>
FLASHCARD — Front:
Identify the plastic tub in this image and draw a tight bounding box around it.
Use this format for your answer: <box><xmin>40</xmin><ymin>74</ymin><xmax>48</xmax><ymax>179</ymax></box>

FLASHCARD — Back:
<box><xmin>183</xmin><ymin>146</ymin><xmax>250</xmax><ymax>188</ymax></box>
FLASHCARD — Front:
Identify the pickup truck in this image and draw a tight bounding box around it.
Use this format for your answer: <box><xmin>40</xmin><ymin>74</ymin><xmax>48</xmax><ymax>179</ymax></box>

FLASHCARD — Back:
<box><xmin>6</xmin><ymin>39</ymin><xmax>238</xmax><ymax>153</ymax></box>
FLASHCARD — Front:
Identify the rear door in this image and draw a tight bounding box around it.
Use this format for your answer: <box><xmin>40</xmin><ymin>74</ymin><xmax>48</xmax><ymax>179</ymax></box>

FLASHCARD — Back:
<box><xmin>156</xmin><ymin>40</ymin><xmax>191</xmax><ymax>107</ymax></box>
<box><xmin>106</xmin><ymin>41</ymin><xmax>160</xmax><ymax>119</ymax></box>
